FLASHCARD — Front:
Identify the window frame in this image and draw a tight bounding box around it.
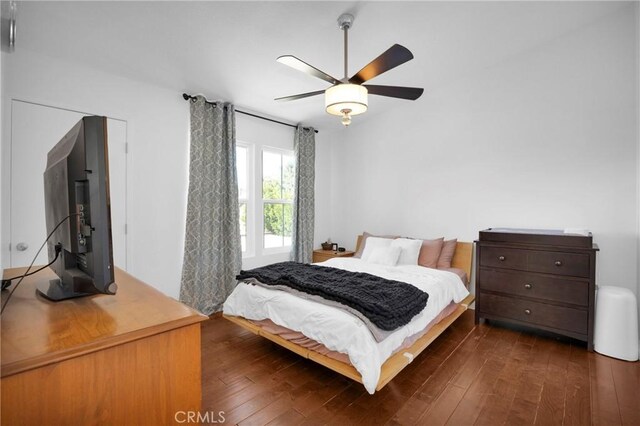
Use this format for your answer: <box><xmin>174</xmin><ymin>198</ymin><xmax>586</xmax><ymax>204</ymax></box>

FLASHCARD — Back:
<box><xmin>236</xmin><ymin>141</ymin><xmax>255</xmax><ymax>258</ymax></box>
<box><xmin>260</xmin><ymin>146</ymin><xmax>295</xmax><ymax>255</ymax></box>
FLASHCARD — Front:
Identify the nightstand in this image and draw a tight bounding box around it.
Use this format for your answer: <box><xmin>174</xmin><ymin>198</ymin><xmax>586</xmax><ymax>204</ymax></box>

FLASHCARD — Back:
<box><xmin>312</xmin><ymin>249</ymin><xmax>355</xmax><ymax>263</ymax></box>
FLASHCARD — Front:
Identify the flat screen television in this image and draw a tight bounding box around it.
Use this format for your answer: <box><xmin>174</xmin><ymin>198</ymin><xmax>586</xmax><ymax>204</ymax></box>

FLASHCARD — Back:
<box><xmin>37</xmin><ymin>116</ymin><xmax>117</xmax><ymax>301</ymax></box>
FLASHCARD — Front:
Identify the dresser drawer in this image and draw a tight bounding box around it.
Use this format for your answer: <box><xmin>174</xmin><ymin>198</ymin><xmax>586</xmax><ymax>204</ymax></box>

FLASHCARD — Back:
<box><xmin>479</xmin><ymin>269</ymin><xmax>589</xmax><ymax>306</ymax></box>
<box><xmin>480</xmin><ymin>246</ymin><xmax>590</xmax><ymax>278</ymax></box>
<box><xmin>480</xmin><ymin>293</ymin><xmax>588</xmax><ymax>335</ymax></box>
<box><xmin>480</xmin><ymin>247</ymin><xmax>527</xmax><ymax>271</ymax></box>
<box><xmin>527</xmin><ymin>250</ymin><xmax>590</xmax><ymax>278</ymax></box>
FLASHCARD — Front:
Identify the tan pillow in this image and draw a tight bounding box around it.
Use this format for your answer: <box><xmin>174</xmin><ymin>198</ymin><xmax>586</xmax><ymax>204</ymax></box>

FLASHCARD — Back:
<box><xmin>354</xmin><ymin>231</ymin><xmax>399</xmax><ymax>258</ymax></box>
<box><xmin>437</xmin><ymin>239</ymin><xmax>458</xmax><ymax>268</ymax></box>
<box><xmin>417</xmin><ymin>238</ymin><xmax>444</xmax><ymax>268</ymax></box>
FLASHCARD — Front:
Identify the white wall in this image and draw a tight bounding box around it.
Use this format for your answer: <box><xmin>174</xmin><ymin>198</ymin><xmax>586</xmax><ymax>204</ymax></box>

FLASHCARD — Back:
<box><xmin>1</xmin><ymin>48</ymin><xmax>190</xmax><ymax>298</ymax></box>
<box><xmin>0</xmin><ymin>52</ymin><xmax>4</xmax><ymax>273</ymax></box>
<box><xmin>331</xmin><ymin>5</ymin><xmax>639</xmax><ymax>302</ymax></box>
<box><xmin>0</xmin><ymin>2</ymin><xmax>8</xmax><ymax>273</ymax></box>
<box><xmin>636</xmin><ymin>3</ymin><xmax>640</xmax><ymax>349</ymax></box>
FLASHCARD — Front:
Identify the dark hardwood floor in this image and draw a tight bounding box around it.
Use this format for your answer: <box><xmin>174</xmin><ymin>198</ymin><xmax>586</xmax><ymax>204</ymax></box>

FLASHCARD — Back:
<box><xmin>201</xmin><ymin>311</ymin><xmax>640</xmax><ymax>425</ymax></box>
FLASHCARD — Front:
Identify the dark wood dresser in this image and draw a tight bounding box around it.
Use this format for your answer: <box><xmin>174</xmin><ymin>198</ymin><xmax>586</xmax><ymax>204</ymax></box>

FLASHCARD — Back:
<box><xmin>475</xmin><ymin>228</ymin><xmax>598</xmax><ymax>350</ymax></box>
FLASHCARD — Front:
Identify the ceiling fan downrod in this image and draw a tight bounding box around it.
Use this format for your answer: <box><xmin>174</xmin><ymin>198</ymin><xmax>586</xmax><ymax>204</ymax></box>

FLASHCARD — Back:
<box><xmin>338</xmin><ymin>13</ymin><xmax>354</xmax><ymax>81</ymax></box>
<box><xmin>337</xmin><ymin>13</ymin><xmax>356</xmax><ymax>125</ymax></box>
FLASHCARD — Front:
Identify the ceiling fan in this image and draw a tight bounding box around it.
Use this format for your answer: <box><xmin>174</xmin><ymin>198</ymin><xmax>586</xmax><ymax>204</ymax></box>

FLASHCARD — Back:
<box><xmin>275</xmin><ymin>13</ymin><xmax>424</xmax><ymax>126</ymax></box>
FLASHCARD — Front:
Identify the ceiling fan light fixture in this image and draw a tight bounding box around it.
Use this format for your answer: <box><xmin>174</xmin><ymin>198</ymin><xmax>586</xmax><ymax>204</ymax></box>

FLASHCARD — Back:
<box><xmin>325</xmin><ymin>84</ymin><xmax>368</xmax><ymax>117</ymax></box>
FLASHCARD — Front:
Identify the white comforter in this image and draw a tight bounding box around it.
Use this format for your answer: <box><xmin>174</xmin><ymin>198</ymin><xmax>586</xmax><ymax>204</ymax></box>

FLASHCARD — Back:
<box><xmin>222</xmin><ymin>258</ymin><xmax>469</xmax><ymax>394</ymax></box>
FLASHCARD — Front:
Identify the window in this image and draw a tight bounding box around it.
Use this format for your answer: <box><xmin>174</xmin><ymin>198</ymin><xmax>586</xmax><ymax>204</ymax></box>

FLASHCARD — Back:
<box><xmin>262</xmin><ymin>149</ymin><xmax>294</xmax><ymax>250</ymax></box>
<box><xmin>236</xmin><ymin>140</ymin><xmax>294</xmax><ymax>260</ymax></box>
<box><xmin>236</xmin><ymin>144</ymin><xmax>252</xmax><ymax>254</ymax></box>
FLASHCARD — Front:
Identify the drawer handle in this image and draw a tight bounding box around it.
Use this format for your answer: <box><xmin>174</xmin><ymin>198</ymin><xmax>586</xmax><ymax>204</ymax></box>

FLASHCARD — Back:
<box><xmin>555</xmin><ymin>260</ymin><xmax>563</xmax><ymax>266</ymax></box>
<box><xmin>524</xmin><ymin>283</ymin><xmax>532</xmax><ymax>289</ymax></box>
<box><xmin>498</xmin><ymin>255</ymin><xmax>506</xmax><ymax>261</ymax></box>
<box><xmin>524</xmin><ymin>309</ymin><xmax>531</xmax><ymax>315</ymax></box>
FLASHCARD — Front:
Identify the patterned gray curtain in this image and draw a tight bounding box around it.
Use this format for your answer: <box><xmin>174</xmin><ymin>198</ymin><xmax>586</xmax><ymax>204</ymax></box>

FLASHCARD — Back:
<box><xmin>290</xmin><ymin>125</ymin><xmax>316</xmax><ymax>263</ymax></box>
<box><xmin>180</xmin><ymin>96</ymin><xmax>242</xmax><ymax>314</ymax></box>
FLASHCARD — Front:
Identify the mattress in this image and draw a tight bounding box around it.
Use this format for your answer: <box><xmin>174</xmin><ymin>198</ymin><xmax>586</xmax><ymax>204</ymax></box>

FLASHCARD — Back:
<box><xmin>223</xmin><ymin>257</ymin><xmax>470</xmax><ymax>394</ymax></box>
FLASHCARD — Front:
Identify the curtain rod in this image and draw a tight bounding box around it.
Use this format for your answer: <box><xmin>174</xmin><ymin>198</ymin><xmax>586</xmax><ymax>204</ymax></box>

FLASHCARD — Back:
<box><xmin>182</xmin><ymin>93</ymin><xmax>318</xmax><ymax>134</ymax></box>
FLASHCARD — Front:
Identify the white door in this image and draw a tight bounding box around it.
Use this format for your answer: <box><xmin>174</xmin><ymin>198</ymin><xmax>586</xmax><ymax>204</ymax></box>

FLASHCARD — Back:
<box><xmin>10</xmin><ymin>100</ymin><xmax>127</xmax><ymax>270</ymax></box>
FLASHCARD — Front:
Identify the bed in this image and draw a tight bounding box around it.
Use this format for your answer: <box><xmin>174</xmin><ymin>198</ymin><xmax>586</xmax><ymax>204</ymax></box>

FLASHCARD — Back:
<box><xmin>223</xmin><ymin>235</ymin><xmax>474</xmax><ymax>394</ymax></box>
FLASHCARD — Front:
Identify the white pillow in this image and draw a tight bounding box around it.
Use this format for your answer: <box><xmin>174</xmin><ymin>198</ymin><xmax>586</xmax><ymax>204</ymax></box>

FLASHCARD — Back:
<box><xmin>361</xmin><ymin>237</ymin><xmax>394</xmax><ymax>261</ymax></box>
<box><xmin>367</xmin><ymin>246</ymin><xmax>402</xmax><ymax>266</ymax></box>
<box><xmin>390</xmin><ymin>238</ymin><xmax>423</xmax><ymax>265</ymax></box>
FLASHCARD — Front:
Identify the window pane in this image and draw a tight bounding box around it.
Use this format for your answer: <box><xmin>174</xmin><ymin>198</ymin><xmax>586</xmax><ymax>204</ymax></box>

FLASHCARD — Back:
<box><xmin>263</xmin><ymin>203</ymin><xmax>284</xmax><ymax>248</ymax></box>
<box><xmin>283</xmin><ymin>203</ymin><xmax>293</xmax><ymax>247</ymax></box>
<box><xmin>283</xmin><ymin>155</ymin><xmax>295</xmax><ymax>201</ymax></box>
<box><xmin>239</xmin><ymin>203</ymin><xmax>247</xmax><ymax>252</ymax></box>
<box><xmin>262</xmin><ymin>151</ymin><xmax>282</xmax><ymax>199</ymax></box>
<box><xmin>236</xmin><ymin>146</ymin><xmax>247</xmax><ymax>199</ymax></box>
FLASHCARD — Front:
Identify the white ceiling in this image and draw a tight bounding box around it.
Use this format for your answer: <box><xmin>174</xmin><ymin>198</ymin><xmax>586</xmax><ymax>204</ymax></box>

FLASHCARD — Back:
<box><xmin>14</xmin><ymin>1</ymin><xmax>627</xmax><ymax>130</ymax></box>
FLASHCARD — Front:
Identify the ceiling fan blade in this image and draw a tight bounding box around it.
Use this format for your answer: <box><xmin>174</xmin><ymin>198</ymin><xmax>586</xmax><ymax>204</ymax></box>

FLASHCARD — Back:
<box><xmin>349</xmin><ymin>44</ymin><xmax>414</xmax><ymax>85</ymax></box>
<box><xmin>275</xmin><ymin>89</ymin><xmax>326</xmax><ymax>102</ymax></box>
<box><xmin>277</xmin><ymin>55</ymin><xmax>341</xmax><ymax>85</ymax></box>
<box><xmin>364</xmin><ymin>85</ymin><xmax>424</xmax><ymax>100</ymax></box>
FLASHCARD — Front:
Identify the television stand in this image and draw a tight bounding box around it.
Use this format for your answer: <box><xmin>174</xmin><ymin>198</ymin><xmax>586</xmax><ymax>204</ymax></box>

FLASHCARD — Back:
<box><xmin>1</xmin><ymin>266</ymin><xmax>207</xmax><ymax>425</ymax></box>
<box><xmin>36</xmin><ymin>278</ymin><xmax>96</xmax><ymax>301</ymax></box>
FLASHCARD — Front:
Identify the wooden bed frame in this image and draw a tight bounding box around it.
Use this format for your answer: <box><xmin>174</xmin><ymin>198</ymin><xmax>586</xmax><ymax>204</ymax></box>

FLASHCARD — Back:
<box><xmin>224</xmin><ymin>236</ymin><xmax>475</xmax><ymax>392</ymax></box>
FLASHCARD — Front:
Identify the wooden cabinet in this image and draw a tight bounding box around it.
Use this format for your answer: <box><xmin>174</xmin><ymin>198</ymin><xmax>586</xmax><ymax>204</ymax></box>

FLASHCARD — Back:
<box><xmin>1</xmin><ymin>267</ymin><xmax>208</xmax><ymax>425</ymax></box>
<box><xmin>475</xmin><ymin>228</ymin><xmax>598</xmax><ymax>350</ymax></box>
<box><xmin>312</xmin><ymin>249</ymin><xmax>355</xmax><ymax>263</ymax></box>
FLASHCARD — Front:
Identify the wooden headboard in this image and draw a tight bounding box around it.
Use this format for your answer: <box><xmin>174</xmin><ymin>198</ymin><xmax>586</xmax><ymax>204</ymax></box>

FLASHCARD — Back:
<box><xmin>354</xmin><ymin>235</ymin><xmax>473</xmax><ymax>286</ymax></box>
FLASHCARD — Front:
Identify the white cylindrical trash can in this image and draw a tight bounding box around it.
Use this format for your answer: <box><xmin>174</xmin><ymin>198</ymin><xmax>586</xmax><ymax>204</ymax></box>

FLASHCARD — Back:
<box><xmin>593</xmin><ymin>286</ymin><xmax>638</xmax><ymax>361</ymax></box>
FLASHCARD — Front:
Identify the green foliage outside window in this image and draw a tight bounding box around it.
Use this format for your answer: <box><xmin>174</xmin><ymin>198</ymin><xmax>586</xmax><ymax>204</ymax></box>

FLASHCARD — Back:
<box><xmin>263</xmin><ymin>158</ymin><xmax>294</xmax><ymax>237</ymax></box>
